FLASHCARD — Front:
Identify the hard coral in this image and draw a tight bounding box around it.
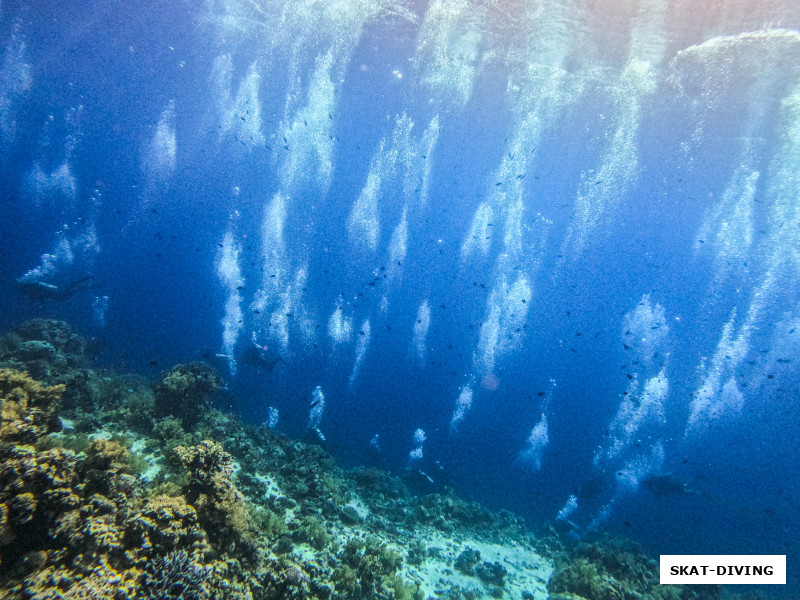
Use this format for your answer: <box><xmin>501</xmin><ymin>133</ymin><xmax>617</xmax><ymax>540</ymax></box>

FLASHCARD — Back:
<box><xmin>1</xmin><ymin>422</ymin><xmax>142</xmax><ymax>593</ymax></box>
<box><xmin>0</xmin><ymin>320</ymin><xmax>95</xmax><ymax>411</ymax></box>
<box><xmin>153</xmin><ymin>363</ymin><xmax>222</xmax><ymax>426</ymax></box>
<box><xmin>334</xmin><ymin>536</ymin><xmax>407</xmax><ymax>600</ymax></box>
<box><xmin>129</xmin><ymin>495</ymin><xmax>208</xmax><ymax>555</ymax></box>
<box><xmin>21</xmin><ymin>559</ymin><xmax>134</xmax><ymax>600</ymax></box>
<box><xmin>12</xmin><ymin>320</ymin><xmax>87</xmax><ymax>357</ymax></box>
<box><xmin>174</xmin><ymin>440</ymin><xmax>234</xmax><ymax>495</ymax></box>
<box><xmin>454</xmin><ymin>547</ymin><xmax>481</xmax><ymax>576</ymax></box>
<box><xmin>0</xmin><ymin>320</ymin><xmax>87</xmax><ymax>375</ymax></box>
<box><xmin>174</xmin><ymin>441</ymin><xmax>256</xmax><ymax>559</ymax></box>
<box><xmin>550</xmin><ymin>537</ymin><xmax>720</xmax><ymax>600</ymax></box>
<box><xmin>141</xmin><ymin>549</ymin><xmax>212</xmax><ymax>600</ymax></box>
<box><xmin>0</xmin><ymin>444</ymin><xmax>83</xmax><ymax>552</ymax></box>
<box><xmin>0</xmin><ymin>368</ymin><xmax>65</xmax><ymax>444</ymax></box>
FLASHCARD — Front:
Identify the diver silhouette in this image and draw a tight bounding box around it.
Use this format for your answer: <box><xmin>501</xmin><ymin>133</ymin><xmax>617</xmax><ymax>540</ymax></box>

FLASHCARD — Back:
<box><xmin>240</xmin><ymin>341</ymin><xmax>283</xmax><ymax>370</ymax></box>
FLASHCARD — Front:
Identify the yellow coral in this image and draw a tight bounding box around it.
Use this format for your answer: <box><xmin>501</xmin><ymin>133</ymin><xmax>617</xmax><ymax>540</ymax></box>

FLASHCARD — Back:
<box><xmin>22</xmin><ymin>559</ymin><xmax>138</xmax><ymax>600</ymax></box>
<box><xmin>0</xmin><ymin>368</ymin><xmax>65</xmax><ymax>444</ymax></box>
<box><xmin>85</xmin><ymin>438</ymin><xmax>132</xmax><ymax>473</ymax></box>
<box><xmin>174</xmin><ymin>440</ymin><xmax>234</xmax><ymax>495</ymax></box>
<box><xmin>174</xmin><ymin>441</ymin><xmax>256</xmax><ymax>558</ymax></box>
<box><xmin>0</xmin><ymin>502</ymin><xmax>10</xmax><ymax>545</ymax></box>
<box><xmin>9</xmin><ymin>492</ymin><xmax>37</xmax><ymax>525</ymax></box>
<box><xmin>130</xmin><ymin>495</ymin><xmax>208</xmax><ymax>555</ymax></box>
<box><xmin>82</xmin><ymin>515</ymin><xmax>122</xmax><ymax>553</ymax></box>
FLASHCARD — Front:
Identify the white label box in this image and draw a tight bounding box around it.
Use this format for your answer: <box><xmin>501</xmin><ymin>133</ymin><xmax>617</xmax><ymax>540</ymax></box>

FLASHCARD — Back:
<box><xmin>660</xmin><ymin>555</ymin><xmax>785</xmax><ymax>584</ymax></box>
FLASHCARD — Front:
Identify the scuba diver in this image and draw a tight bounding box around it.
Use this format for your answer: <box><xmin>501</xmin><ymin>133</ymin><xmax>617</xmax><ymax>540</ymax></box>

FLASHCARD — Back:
<box><xmin>17</xmin><ymin>274</ymin><xmax>94</xmax><ymax>301</ymax></box>
<box><xmin>240</xmin><ymin>340</ymin><xmax>284</xmax><ymax>371</ymax></box>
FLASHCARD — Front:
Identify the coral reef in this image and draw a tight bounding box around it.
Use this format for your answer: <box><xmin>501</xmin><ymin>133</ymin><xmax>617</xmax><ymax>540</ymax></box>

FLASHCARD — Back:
<box><xmin>174</xmin><ymin>440</ymin><xmax>257</xmax><ymax>558</ymax></box>
<box><xmin>550</xmin><ymin>536</ymin><xmax>721</xmax><ymax>600</ymax></box>
<box><xmin>0</xmin><ymin>320</ymin><xmax>747</xmax><ymax>600</ymax></box>
<box><xmin>0</xmin><ymin>368</ymin><xmax>65</xmax><ymax>444</ymax></box>
<box><xmin>333</xmin><ymin>536</ymin><xmax>417</xmax><ymax>600</ymax></box>
<box><xmin>0</xmin><ymin>320</ymin><xmax>95</xmax><ymax>412</ymax></box>
<box><xmin>152</xmin><ymin>363</ymin><xmax>222</xmax><ymax>427</ymax></box>
<box><xmin>140</xmin><ymin>550</ymin><xmax>212</xmax><ymax>600</ymax></box>
<box><xmin>0</xmin><ymin>320</ymin><xmax>88</xmax><ymax>375</ymax></box>
<box><xmin>129</xmin><ymin>494</ymin><xmax>207</xmax><ymax>556</ymax></box>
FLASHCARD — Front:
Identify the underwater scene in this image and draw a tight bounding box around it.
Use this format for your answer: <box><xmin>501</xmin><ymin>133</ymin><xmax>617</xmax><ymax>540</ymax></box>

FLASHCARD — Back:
<box><xmin>0</xmin><ymin>0</ymin><xmax>798</xmax><ymax>598</ymax></box>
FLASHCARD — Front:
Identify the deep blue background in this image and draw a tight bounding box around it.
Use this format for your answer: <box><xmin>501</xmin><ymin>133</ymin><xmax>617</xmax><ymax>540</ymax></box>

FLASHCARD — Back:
<box><xmin>1</xmin><ymin>0</ymin><xmax>798</xmax><ymax>593</ymax></box>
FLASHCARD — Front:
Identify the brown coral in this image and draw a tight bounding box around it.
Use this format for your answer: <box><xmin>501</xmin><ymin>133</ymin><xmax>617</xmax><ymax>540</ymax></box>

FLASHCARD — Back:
<box><xmin>0</xmin><ymin>320</ymin><xmax>96</xmax><ymax>412</ymax></box>
<box><xmin>0</xmin><ymin>444</ymin><xmax>83</xmax><ymax>551</ymax></box>
<box><xmin>0</xmin><ymin>368</ymin><xmax>65</xmax><ymax>444</ymax></box>
<box><xmin>0</xmin><ymin>436</ymin><xmax>140</xmax><ymax>581</ymax></box>
<box><xmin>128</xmin><ymin>495</ymin><xmax>208</xmax><ymax>556</ymax></box>
<box><xmin>174</xmin><ymin>441</ymin><xmax>256</xmax><ymax>559</ymax></box>
<box><xmin>153</xmin><ymin>363</ymin><xmax>222</xmax><ymax>426</ymax></box>
<box><xmin>22</xmin><ymin>558</ymin><xmax>137</xmax><ymax>600</ymax></box>
<box><xmin>174</xmin><ymin>440</ymin><xmax>234</xmax><ymax>496</ymax></box>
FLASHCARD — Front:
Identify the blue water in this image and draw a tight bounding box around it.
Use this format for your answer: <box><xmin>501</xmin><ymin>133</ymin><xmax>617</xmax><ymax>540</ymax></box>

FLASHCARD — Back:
<box><xmin>2</xmin><ymin>0</ymin><xmax>799</xmax><ymax>592</ymax></box>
